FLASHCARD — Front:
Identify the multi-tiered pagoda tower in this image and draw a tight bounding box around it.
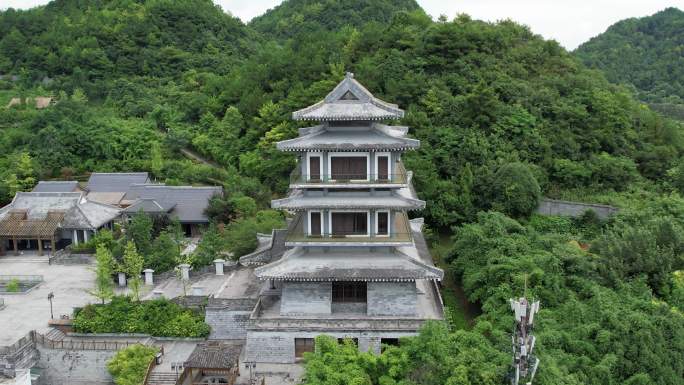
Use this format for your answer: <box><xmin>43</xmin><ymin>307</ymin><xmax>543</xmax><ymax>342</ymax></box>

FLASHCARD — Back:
<box><xmin>245</xmin><ymin>73</ymin><xmax>444</xmax><ymax>363</ymax></box>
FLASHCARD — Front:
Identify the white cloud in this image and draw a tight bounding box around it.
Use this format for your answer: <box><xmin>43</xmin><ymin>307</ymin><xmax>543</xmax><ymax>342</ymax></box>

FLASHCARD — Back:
<box><xmin>3</xmin><ymin>0</ymin><xmax>682</xmax><ymax>49</ymax></box>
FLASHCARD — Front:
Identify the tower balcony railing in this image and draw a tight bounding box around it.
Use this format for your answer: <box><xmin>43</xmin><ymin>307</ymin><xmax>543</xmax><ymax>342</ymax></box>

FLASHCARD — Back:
<box><xmin>290</xmin><ymin>162</ymin><xmax>408</xmax><ymax>186</ymax></box>
<box><xmin>285</xmin><ymin>211</ymin><xmax>413</xmax><ymax>244</ymax></box>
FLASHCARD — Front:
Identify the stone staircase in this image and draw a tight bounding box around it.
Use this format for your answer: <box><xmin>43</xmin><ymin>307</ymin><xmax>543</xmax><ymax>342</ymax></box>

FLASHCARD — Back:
<box><xmin>43</xmin><ymin>329</ymin><xmax>65</xmax><ymax>342</ymax></box>
<box><xmin>146</xmin><ymin>372</ymin><xmax>178</xmax><ymax>385</ymax></box>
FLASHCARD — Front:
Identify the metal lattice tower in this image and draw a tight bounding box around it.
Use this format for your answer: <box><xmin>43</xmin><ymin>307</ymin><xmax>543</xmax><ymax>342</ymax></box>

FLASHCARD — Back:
<box><xmin>510</xmin><ymin>297</ymin><xmax>540</xmax><ymax>385</ymax></box>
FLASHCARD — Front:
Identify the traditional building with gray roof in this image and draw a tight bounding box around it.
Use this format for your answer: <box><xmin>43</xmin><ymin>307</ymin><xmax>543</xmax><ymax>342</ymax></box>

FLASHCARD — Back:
<box><xmin>32</xmin><ymin>181</ymin><xmax>81</xmax><ymax>193</ymax></box>
<box><xmin>243</xmin><ymin>73</ymin><xmax>444</xmax><ymax>363</ymax></box>
<box><xmin>0</xmin><ymin>192</ymin><xmax>120</xmax><ymax>256</ymax></box>
<box><xmin>123</xmin><ymin>184</ymin><xmax>223</xmax><ymax>237</ymax></box>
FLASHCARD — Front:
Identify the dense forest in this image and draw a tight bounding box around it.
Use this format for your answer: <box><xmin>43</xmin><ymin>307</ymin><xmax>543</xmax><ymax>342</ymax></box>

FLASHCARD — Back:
<box><xmin>1</xmin><ymin>0</ymin><xmax>683</xmax><ymax>384</ymax></box>
<box><xmin>575</xmin><ymin>7</ymin><xmax>684</xmax><ymax>120</ymax></box>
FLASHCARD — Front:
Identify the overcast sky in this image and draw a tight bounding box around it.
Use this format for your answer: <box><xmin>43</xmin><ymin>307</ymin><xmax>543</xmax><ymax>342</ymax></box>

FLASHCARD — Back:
<box><xmin>2</xmin><ymin>0</ymin><xmax>682</xmax><ymax>49</ymax></box>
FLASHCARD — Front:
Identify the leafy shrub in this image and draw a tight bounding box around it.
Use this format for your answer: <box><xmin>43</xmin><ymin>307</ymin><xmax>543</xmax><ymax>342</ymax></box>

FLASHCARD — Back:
<box><xmin>107</xmin><ymin>344</ymin><xmax>157</xmax><ymax>385</ymax></box>
<box><xmin>588</xmin><ymin>153</ymin><xmax>639</xmax><ymax>191</ymax></box>
<box><xmin>5</xmin><ymin>278</ymin><xmax>20</xmax><ymax>292</ymax></box>
<box><xmin>488</xmin><ymin>162</ymin><xmax>541</xmax><ymax>218</ymax></box>
<box><xmin>73</xmin><ymin>296</ymin><xmax>210</xmax><ymax>337</ymax></box>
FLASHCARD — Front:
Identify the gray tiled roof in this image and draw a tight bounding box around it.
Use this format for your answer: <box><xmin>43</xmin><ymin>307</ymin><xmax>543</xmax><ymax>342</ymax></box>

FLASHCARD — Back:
<box><xmin>271</xmin><ymin>189</ymin><xmax>425</xmax><ymax>210</ymax></box>
<box><xmin>0</xmin><ymin>192</ymin><xmax>120</xmax><ymax>230</ymax></box>
<box><xmin>123</xmin><ymin>198</ymin><xmax>172</xmax><ymax>214</ymax></box>
<box><xmin>292</xmin><ymin>73</ymin><xmax>403</xmax><ymax>121</ymax></box>
<box><xmin>127</xmin><ymin>185</ymin><xmax>222</xmax><ymax>223</ymax></box>
<box><xmin>277</xmin><ymin>124</ymin><xmax>419</xmax><ymax>152</ymax></box>
<box><xmin>32</xmin><ymin>181</ymin><xmax>80</xmax><ymax>193</ymax></box>
<box><xmin>255</xmin><ymin>246</ymin><xmax>443</xmax><ymax>281</ymax></box>
<box><xmin>86</xmin><ymin>172</ymin><xmax>150</xmax><ymax>195</ymax></box>
<box><xmin>184</xmin><ymin>341</ymin><xmax>242</xmax><ymax>369</ymax></box>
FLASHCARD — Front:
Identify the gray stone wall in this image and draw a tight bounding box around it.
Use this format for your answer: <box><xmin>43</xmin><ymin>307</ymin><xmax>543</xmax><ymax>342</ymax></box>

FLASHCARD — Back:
<box><xmin>245</xmin><ymin>330</ymin><xmax>417</xmax><ymax>364</ymax></box>
<box><xmin>536</xmin><ymin>198</ymin><xmax>618</xmax><ymax>220</ymax></box>
<box><xmin>280</xmin><ymin>282</ymin><xmax>332</xmax><ymax>315</ymax></box>
<box><xmin>35</xmin><ymin>346</ymin><xmax>116</xmax><ymax>385</ymax></box>
<box><xmin>206</xmin><ymin>309</ymin><xmax>251</xmax><ymax>339</ymax></box>
<box><xmin>367</xmin><ymin>282</ymin><xmax>417</xmax><ymax>316</ymax></box>
<box><xmin>0</xmin><ymin>333</ymin><xmax>37</xmax><ymax>377</ymax></box>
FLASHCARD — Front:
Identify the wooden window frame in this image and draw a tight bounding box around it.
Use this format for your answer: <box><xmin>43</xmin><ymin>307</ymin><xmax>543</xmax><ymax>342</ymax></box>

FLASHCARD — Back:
<box><xmin>332</xmin><ymin>281</ymin><xmax>367</xmax><ymax>303</ymax></box>
<box><xmin>306</xmin><ymin>152</ymin><xmax>323</xmax><ymax>181</ymax></box>
<box><xmin>308</xmin><ymin>210</ymin><xmax>322</xmax><ymax>237</ymax></box>
<box><xmin>328</xmin><ymin>210</ymin><xmax>370</xmax><ymax>237</ymax></box>
<box><xmin>375</xmin><ymin>210</ymin><xmax>390</xmax><ymax>237</ymax></box>
<box><xmin>295</xmin><ymin>338</ymin><xmax>315</xmax><ymax>358</ymax></box>
<box><xmin>327</xmin><ymin>152</ymin><xmax>369</xmax><ymax>182</ymax></box>
<box><xmin>375</xmin><ymin>152</ymin><xmax>391</xmax><ymax>181</ymax></box>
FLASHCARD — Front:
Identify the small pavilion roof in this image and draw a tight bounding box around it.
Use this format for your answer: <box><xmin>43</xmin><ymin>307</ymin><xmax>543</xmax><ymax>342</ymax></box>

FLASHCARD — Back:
<box><xmin>271</xmin><ymin>188</ymin><xmax>425</xmax><ymax>211</ymax></box>
<box><xmin>276</xmin><ymin>123</ymin><xmax>419</xmax><ymax>152</ymax></box>
<box><xmin>255</xmin><ymin>246</ymin><xmax>443</xmax><ymax>282</ymax></box>
<box><xmin>184</xmin><ymin>341</ymin><xmax>242</xmax><ymax>369</ymax></box>
<box><xmin>32</xmin><ymin>181</ymin><xmax>80</xmax><ymax>193</ymax></box>
<box><xmin>292</xmin><ymin>73</ymin><xmax>404</xmax><ymax>121</ymax></box>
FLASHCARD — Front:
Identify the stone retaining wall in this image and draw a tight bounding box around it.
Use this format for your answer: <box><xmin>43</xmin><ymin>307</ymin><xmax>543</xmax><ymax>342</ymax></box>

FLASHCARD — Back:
<box><xmin>536</xmin><ymin>198</ymin><xmax>619</xmax><ymax>220</ymax></box>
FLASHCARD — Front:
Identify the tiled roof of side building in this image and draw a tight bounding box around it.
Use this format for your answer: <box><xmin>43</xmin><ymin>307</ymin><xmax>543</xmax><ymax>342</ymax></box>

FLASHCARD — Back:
<box><xmin>0</xmin><ymin>192</ymin><xmax>120</xmax><ymax>230</ymax></box>
<box><xmin>86</xmin><ymin>172</ymin><xmax>150</xmax><ymax>194</ymax></box>
<box><xmin>184</xmin><ymin>341</ymin><xmax>243</xmax><ymax>369</ymax></box>
<box><xmin>127</xmin><ymin>184</ymin><xmax>223</xmax><ymax>223</ymax></box>
<box><xmin>32</xmin><ymin>181</ymin><xmax>80</xmax><ymax>193</ymax></box>
<box><xmin>292</xmin><ymin>72</ymin><xmax>404</xmax><ymax>121</ymax></box>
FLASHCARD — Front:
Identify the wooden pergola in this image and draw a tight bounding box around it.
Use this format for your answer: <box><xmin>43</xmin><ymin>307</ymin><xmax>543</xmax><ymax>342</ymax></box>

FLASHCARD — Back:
<box><xmin>0</xmin><ymin>210</ymin><xmax>64</xmax><ymax>256</ymax></box>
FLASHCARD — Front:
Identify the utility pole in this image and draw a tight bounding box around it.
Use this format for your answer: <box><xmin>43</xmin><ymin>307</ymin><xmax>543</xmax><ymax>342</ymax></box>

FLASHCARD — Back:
<box><xmin>509</xmin><ymin>294</ymin><xmax>540</xmax><ymax>385</ymax></box>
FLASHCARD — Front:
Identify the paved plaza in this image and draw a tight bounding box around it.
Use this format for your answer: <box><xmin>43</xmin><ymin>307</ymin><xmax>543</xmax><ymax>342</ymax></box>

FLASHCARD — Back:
<box><xmin>0</xmin><ymin>258</ymin><xmax>96</xmax><ymax>345</ymax></box>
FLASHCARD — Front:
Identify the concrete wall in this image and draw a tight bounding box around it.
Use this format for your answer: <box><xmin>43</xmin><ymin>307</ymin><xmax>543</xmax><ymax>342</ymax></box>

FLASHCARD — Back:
<box><xmin>367</xmin><ymin>282</ymin><xmax>417</xmax><ymax>316</ymax></box>
<box><xmin>245</xmin><ymin>330</ymin><xmax>417</xmax><ymax>363</ymax></box>
<box><xmin>536</xmin><ymin>198</ymin><xmax>618</xmax><ymax>220</ymax></box>
<box><xmin>35</xmin><ymin>346</ymin><xmax>116</xmax><ymax>385</ymax></box>
<box><xmin>0</xmin><ymin>334</ymin><xmax>37</xmax><ymax>377</ymax></box>
<box><xmin>206</xmin><ymin>309</ymin><xmax>252</xmax><ymax>339</ymax></box>
<box><xmin>280</xmin><ymin>282</ymin><xmax>332</xmax><ymax>315</ymax></box>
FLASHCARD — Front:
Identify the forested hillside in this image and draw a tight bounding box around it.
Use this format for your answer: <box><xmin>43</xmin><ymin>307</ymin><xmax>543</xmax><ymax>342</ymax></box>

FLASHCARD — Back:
<box><xmin>575</xmin><ymin>7</ymin><xmax>684</xmax><ymax>119</ymax></box>
<box><xmin>1</xmin><ymin>1</ymin><xmax>683</xmax><ymax>384</ymax></box>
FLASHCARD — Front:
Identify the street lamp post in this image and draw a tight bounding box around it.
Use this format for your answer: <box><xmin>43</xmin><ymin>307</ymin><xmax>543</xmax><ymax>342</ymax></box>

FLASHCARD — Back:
<box><xmin>47</xmin><ymin>292</ymin><xmax>54</xmax><ymax>319</ymax></box>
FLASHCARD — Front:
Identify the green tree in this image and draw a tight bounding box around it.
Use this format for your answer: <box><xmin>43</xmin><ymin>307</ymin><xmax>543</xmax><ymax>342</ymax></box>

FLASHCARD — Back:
<box><xmin>89</xmin><ymin>245</ymin><xmax>115</xmax><ymax>304</ymax></box>
<box><xmin>122</xmin><ymin>242</ymin><xmax>144</xmax><ymax>301</ymax></box>
<box><xmin>107</xmin><ymin>344</ymin><xmax>158</xmax><ymax>385</ymax></box>
<box><xmin>487</xmin><ymin>162</ymin><xmax>541</xmax><ymax>218</ymax></box>
<box><xmin>126</xmin><ymin>212</ymin><xmax>153</xmax><ymax>256</ymax></box>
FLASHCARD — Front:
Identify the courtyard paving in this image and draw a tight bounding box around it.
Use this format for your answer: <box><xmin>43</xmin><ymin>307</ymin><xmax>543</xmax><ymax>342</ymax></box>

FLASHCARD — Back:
<box><xmin>0</xmin><ymin>259</ymin><xmax>96</xmax><ymax>345</ymax></box>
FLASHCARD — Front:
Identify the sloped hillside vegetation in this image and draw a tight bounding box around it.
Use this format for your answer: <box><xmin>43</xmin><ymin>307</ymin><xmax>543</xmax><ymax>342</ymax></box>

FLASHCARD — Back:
<box><xmin>0</xmin><ymin>1</ymin><xmax>683</xmax><ymax>384</ymax></box>
<box><xmin>575</xmin><ymin>7</ymin><xmax>684</xmax><ymax>119</ymax></box>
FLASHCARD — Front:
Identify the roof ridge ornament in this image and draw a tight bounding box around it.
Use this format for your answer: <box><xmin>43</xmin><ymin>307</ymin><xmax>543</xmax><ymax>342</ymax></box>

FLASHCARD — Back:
<box><xmin>292</xmin><ymin>75</ymin><xmax>404</xmax><ymax>121</ymax></box>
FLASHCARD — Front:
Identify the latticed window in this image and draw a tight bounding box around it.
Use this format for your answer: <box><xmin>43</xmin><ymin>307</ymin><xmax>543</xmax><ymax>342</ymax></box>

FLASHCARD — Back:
<box><xmin>332</xmin><ymin>281</ymin><xmax>367</xmax><ymax>303</ymax></box>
